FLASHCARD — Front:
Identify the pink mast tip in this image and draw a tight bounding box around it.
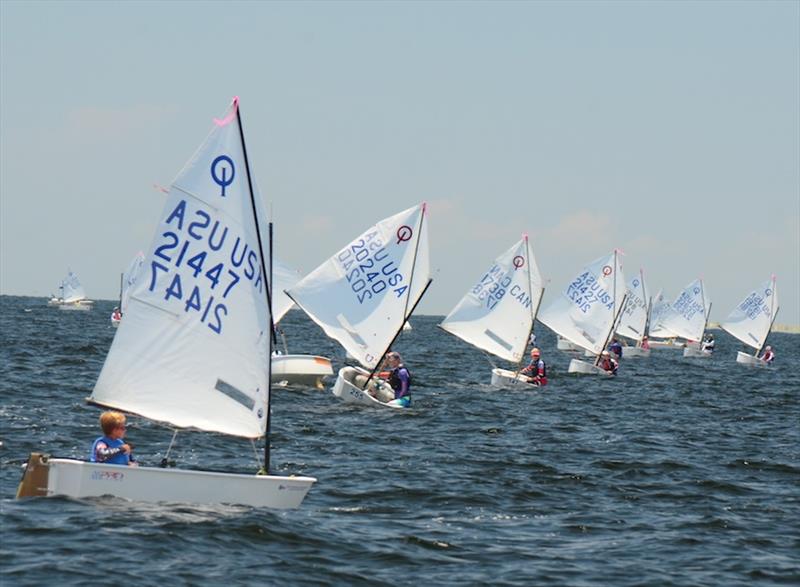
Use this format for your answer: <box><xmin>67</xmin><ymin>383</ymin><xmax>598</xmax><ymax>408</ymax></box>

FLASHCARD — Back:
<box><xmin>214</xmin><ymin>96</ymin><xmax>239</xmax><ymax>127</ymax></box>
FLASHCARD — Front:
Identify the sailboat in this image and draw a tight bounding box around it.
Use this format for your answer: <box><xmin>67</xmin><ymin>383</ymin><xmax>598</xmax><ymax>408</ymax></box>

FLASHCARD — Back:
<box><xmin>439</xmin><ymin>235</ymin><xmax>545</xmax><ymax>387</ymax></box>
<box><xmin>17</xmin><ymin>98</ymin><xmax>316</xmax><ymax>508</ymax></box>
<box><xmin>287</xmin><ymin>203</ymin><xmax>431</xmax><ymax>408</ymax></box>
<box><xmin>655</xmin><ymin>278</ymin><xmax>712</xmax><ymax>358</ymax></box>
<box><xmin>646</xmin><ymin>290</ymin><xmax>684</xmax><ymax>348</ymax></box>
<box><xmin>270</xmin><ymin>258</ymin><xmax>333</xmax><ymax>388</ymax></box>
<box><xmin>720</xmin><ymin>275</ymin><xmax>779</xmax><ymax>366</ymax></box>
<box><xmin>615</xmin><ymin>269</ymin><xmax>651</xmax><ymax>358</ymax></box>
<box><xmin>50</xmin><ymin>271</ymin><xmax>94</xmax><ymax>311</ymax></box>
<box><xmin>538</xmin><ymin>250</ymin><xmax>627</xmax><ymax>376</ymax></box>
<box><xmin>111</xmin><ymin>252</ymin><xmax>145</xmax><ymax>327</ymax></box>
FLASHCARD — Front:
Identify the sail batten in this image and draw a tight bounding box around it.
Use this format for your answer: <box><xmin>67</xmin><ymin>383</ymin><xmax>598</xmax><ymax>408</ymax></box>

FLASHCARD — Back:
<box><xmin>440</xmin><ymin>236</ymin><xmax>544</xmax><ymax>363</ymax></box>
<box><xmin>90</xmin><ymin>100</ymin><xmax>271</xmax><ymax>439</ymax></box>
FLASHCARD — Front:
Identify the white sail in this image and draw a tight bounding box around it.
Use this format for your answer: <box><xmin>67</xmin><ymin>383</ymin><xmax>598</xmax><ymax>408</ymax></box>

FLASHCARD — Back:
<box><xmin>440</xmin><ymin>235</ymin><xmax>544</xmax><ymax>363</ymax></box>
<box><xmin>616</xmin><ymin>269</ymin><xmax>648</xmax><ymax>342</ymax></box>
<box><xmin>538</xmin><ymin>251</ymin><xmax>626</xmax><ymax>355</ymax></box>
<box><xmin>120</xmin><ymin>252</ymin><xmax>145</xmax><ymax>314</ymax></box>
<box><xmin>90</xmin><ymin>99</ymin><xmax>272</xmax><ymax>439</ymax></box>
<box><xmin>62</xmin><ymin>271</ymin><xmax>87</xmax><ymax>303</ymax></box>
<box><xmin>720</xmin><ymin>276</ymin><xmax>779</xmax><ymax>351</ymax></box>
<box><xmin>647</xmin><ymin>290</ymin><xmax>673</xmax><ymax>338</ymax></box>
<box><xmin>287</xmin><ymin>203</ymin><xmax>430</xmax><ymax>369</ymax></box>
<box><xmin>273</xmin><ymin>259</ymin><xmax>302</xmax><ymax>324</ymax></box>
<box><xmin>659</xmin><ymin>278</ymin><xmax>709</xmax><ymax>342</ymax></box>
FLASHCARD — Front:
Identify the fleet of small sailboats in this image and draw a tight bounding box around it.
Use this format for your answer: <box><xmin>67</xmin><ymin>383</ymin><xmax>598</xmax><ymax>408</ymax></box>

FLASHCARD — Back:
<box><xmin>439</xmin><ymin>235</ymin><xmax>545</xmax><ymax>387</ymax></box>
<box><xmin>21</xmin><ymin>97</ymin><xmax>787</xmax><ymax>511</ymax></box>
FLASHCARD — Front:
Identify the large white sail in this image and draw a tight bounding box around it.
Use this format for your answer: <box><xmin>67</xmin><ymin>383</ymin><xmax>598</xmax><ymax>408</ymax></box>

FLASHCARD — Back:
<box><xmin>287</xmin><ymin>203</ymin><xmax>430</xmax><ymax>369</ymax></box>
<box><xmin>273</xmin><ymin>259</ymin><xmax>301</xmax><ymax>324</ymax></box>
<box><xmin>91</xmin><ymin>99</ymin><xmax>271</xmax><ymax>438</ymax></box>
<box><xmin>616</xmin><ymin>269</ymin><xmax>648</xmax><ymax>342</ymax></box>
<box><xmin>538</xmin><ymin>250</ymin><xmax>626</xmax><ymax>355</ymax></box>
<box><xmin>62</xmin><ymin>271</ymin><xmax>87</xmax><ymax>303</ymax></box>
<box><xmin>659</xmin><ymin>278</ymin><xmax>709</xmax><ymax>342</ymax></box>
<box><xmin>440</xmin><ymin>235</ymin><xmax>544</xmax><ymax>363</ymax></box>
<box><xmin>720</xmin><ymin>276</ymin><xmax>779</xmax><ymax>351</ymax></box>
<box><xmin>120</xmin><ymin>252</ymin><xmax>145</xmax><ymax>314</ymax></box>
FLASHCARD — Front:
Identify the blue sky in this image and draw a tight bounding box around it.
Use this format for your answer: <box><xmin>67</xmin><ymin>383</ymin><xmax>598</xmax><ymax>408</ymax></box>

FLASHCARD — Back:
<box><xmin>1</xmin><ymin>0</ymin><xmax>798</xmax><ymax>323</ymax></box>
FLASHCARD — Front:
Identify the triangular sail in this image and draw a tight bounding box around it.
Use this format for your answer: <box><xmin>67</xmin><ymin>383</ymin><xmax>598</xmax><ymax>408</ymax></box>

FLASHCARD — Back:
<box><xmin>272</xmin><ymin>259</ymin><xmax>302</xmax><ymax>324</ymax></box>
<box><xmin>440</xmin><ymin>235</ymin><xmax>544</xmax><ymax>362</ymax></box>
<box><xmin>720</xmin><ymin>276</ymin><xmax>779</xmax><ymax>351</ymax></box>
<box><xmin>120</xmin><ymin>252</ymin><xmax>145</xmax><ymax>314</ymax></box>
<box><xmin>616</xmin><ymin>269</ymin><xmax>648</xmax><ymax>342</ymax></box>
<box><xmin>647</xmin><ymin>290</ymin><xmax>673</xmax><ymax>338</ymax></box>
<box><xmin>62</xmin><ymin>271</ymin><xmax>87</xmax><ymax>303</ymax></box>
<box><xmin>658</xmin><ymin>278</ymin><xmax>709</xmax><ymax>341</ymax></box>
<box><xmin>90</xmin><ymin>99</ymin><xmax>271</xmax><ymax>438</ymax></box>
<box><xmin>538</xmin><ymin>251</ymin><xmax>626</xmax><ymax>355</ymax></box>
<box><xmin>287</xmin><ymin>203</ymin><xmax>430</xmax><ymax>369</ymax></box>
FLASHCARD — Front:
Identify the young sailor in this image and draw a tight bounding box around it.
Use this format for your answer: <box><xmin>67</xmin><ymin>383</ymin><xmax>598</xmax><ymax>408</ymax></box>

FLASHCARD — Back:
<box><xmin>599</xmin><ymin>350</ymin><xmax>619</xmax><ymax>375</ymax></box>
<box><xmin>701</xmin><ymin>333</ymin><xmax>715</xmax><ymax>353</ymax></box>
<box><xmin>608</xmin><ymin>338</ymin><xmax>623</xmax><ymax>359</ymax></box>
<box><xmin>90</xmin><ymin>411</ymin><xmax>137</xmax><ymax>466</ymax></box>
<box><xmin>384</xmin><ymin>352</ymin><xmax>411</xmax><ymax>407</ymax></box>
<box><xmin>760</xmin><ymin>345</ymin><xmax>775</xmax><ymax>364</ymax></box>
<box><xmin>520</xmin><ymin>347</ymin><xmax>548</xmax><ymax>386</ymax></box>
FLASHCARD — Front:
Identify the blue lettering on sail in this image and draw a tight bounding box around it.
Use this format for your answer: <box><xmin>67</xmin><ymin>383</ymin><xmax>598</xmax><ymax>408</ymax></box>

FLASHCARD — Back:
<box><xmin>672</xmin><ymin>291</ymin><xmax>704</xmax><ymax>321</ymax></box>
<box><xmin>737</xmin><ymin>292</ymin><xmax>770</xmax><ymax>320</ymax></box>
<box><xmin>566</xmin><ymin>271</ymin><xmax>614</xmax><ymax>313</ymax></box>
<box><xmin>211</xmin><ymin>155</ymin><xmax>235</xmax><ymax>197</ymax></box>
<box><xmin>470</xmin><ymin>263</ymin><xmax>528</xmax><ymax>311</ymax></box>
<box><xmin>147</xmin><ymin>199</ymin><xmax>263</xmax><ymax>334</ymax></box>
<box><xmin>337</xmin><ymin>230</ymin><xmax>408</xmax><ymax>305</ymax></box>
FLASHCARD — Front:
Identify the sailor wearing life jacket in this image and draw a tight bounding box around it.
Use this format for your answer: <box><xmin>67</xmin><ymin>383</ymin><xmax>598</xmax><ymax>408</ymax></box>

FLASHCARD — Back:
<box><xmin>520</xmin><ymin>348</ymin><xmax>548</xmax><ymax>386</ymax></box>
<box><xmin>599</xmin><ymin>350</ymin><xmax>619</xmax><ymax>375</ymax></box>
<box><xmin>760</xmin><ymin>345</ymin><xmax>775</xmax><ymax>364</ymax></box>
<box><xmin>384</xmin><ymin>351</ymin><xmax>411</xmax><ymax>407</ymax></box>
<box><xmin>90</xmin><ymin>411</ymin><xmax>136</xmax><ymax>466</ymax></box>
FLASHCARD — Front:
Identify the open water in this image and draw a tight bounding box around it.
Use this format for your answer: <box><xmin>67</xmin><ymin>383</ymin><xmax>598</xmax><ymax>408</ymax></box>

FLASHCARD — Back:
<box><xmin>1</xmin><ymin>294</ymin><xmax>798</xmax><ymax>586</ymax></box>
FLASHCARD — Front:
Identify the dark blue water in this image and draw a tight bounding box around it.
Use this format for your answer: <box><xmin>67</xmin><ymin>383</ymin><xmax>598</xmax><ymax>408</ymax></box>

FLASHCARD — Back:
<box><xmin>2</xmin><ymin>295</ymin><xmax>798</xmax><ymax>586</ymax></box>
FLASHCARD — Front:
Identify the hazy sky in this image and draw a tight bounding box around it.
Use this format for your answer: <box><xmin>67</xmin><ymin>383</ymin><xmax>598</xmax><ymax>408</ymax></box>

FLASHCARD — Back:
<box><xmin>2</xmin><ymin>0</ymin><xmax>798</xmax><ymax>323</ymax></box>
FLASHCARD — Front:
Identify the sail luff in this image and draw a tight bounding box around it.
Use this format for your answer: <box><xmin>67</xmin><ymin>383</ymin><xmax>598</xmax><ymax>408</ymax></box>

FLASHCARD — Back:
<box><xmin>235</xmin><ymin>101</ymin><xmax>274</xmax><ymax>469</ymax></box>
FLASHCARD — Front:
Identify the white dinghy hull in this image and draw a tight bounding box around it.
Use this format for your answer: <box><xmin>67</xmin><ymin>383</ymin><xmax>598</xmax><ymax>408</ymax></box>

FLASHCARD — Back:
<box><xmin>568</xmin><ymin>359</ymin><xmax>612</xmax><ymax>376</ymax></box>
<box><xmin>17</xmin><ymin>453</ymin><xmax>316</xmax><ymax>509</ymax></box>
<box><xmin>623</xmin><ymin>347</ymin><xmax>650</xmax><ymax>358</ymax></box>
<box><xmin>648</xmin><ymin>339</ymin><xmax>685</xmax><ymax>349</ymax></box>
<box><xmin>683</xmin><ymin>347</ymin><xmax>712</xmax><ymax>359</ymax></box>
<box><xmin>735</xmin><ymin>351</ymin><xmax>768</xmax><ymax>367</ymax></box>
<box><xmin>58</xmin><ymin>300</ymin><xmax>94</xmax><ymax>311</ymax></box>
<box><xmin>331</xmin><ymin>366</ymin><xmax>404</xmax><ymax>408</ymax></box>
<box><xmin>271</xmin><ymin>354</ymin><xmax>333</xmax><ymax>388</ymax></box>
<box><xmin>490</xmin><ymin>368</ymin><xmax>539</xmax><ymax>388</ymax></box>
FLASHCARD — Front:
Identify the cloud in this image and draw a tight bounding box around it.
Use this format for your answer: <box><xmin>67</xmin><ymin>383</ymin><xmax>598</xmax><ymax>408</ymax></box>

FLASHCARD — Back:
<box><xmin>64</xmin><ymin>103</ymin><xmax>178</xmax><ymax>145</ymax></box>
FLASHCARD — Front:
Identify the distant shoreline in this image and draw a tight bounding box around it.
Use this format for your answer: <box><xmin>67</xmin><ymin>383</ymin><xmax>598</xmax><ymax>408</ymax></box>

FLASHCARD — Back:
<box><xmin>707</xmin><ymin>322</ymin><xmax>800</xmax><ymax>334</ymax></box>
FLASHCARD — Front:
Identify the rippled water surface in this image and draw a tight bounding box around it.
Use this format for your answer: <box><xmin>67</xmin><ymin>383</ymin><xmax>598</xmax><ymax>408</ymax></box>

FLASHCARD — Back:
<box><xmin>1</xmin><ymin>295</ymin><xmax>799</xmax><ymax>586</ymax></box>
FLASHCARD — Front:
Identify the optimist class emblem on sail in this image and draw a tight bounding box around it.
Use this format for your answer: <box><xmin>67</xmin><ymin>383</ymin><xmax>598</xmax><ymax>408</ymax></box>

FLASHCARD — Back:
<box><xmin>339</xmin><ymin>226</ymin><xmax>414</xmax><ymax>305</ymax></box>
<box><xmin>513</xmin><ymin>256</ymin><xmax>525</xmax><ymax>269</ymax></box>
<box><xmin>144</xmin><ymin>153</ymin><xmax>265</xmax><ymax>336</ymax></box>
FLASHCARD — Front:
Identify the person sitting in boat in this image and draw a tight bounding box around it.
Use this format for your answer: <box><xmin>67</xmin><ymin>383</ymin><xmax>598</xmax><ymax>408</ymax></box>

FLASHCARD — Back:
<box><xmin>599</xmin><ymin>350</ymin><xmax>619</xmax><ymax>375</ymax></box>
<box><xmin>384</xmin><ymin>351</ymin><xmax>411</xmax><ymax>407</ymax></box>
<box><xmin>90</xmin><ymin>410</ymin><xmax>137</xmax><ymax>466</ymax></box>
<box><xmin>608</xmin><ymin>338</ymin><xmax>623</xmax><ymax>359</ymax></box>
<box><xmin>701</xmin><ymin>333</ymin><xmax>715</xmax><ymax>354</ymax></box>
<box><xmin>520</xmin><ymin>347</ymin><xmax>548</xmax><ymax>386</ymax></box>
<box><xmin>760</xmin><ymin>345</ymin><xmax>775</xmax><ymax>364</ymax></box>
<box><xmin>640</xmin><ymin>336</ymin><xmax>650</xmax><ymax>350</ymax></box>
<box><xmin>111</xmin><ymin>307</ymin><xmax>122</xmax><ymax>322</ymax></box>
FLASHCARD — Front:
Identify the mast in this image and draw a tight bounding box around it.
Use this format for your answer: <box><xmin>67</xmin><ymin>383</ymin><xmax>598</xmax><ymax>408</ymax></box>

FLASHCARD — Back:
<box><xmin>235</xmin><ymin>99</ymin><xmax>274</xmax><ymax>474</ymax></box>
<box><xmin>514</xmin><ymin>234</ymin><xmax>544</xmax><ymax>378</ymax></box>
<box><xmin>595</xmin><ymin>251</ymin><xmax>626</xmax><ymax>366</ymax></box>
<box><xmin>118</xmin><ymin>273</ymin><xmax>123</xmax><ymax>308</ymax></box>
<box><xmin>755</xmin><ymin>276</ymin><xmax>779</xmax><ymax>357</ymax></box>
<box><xmin>365</xmin><ymin>205</ymin><xmax>429</xmax><ymax>384</ymax></box>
